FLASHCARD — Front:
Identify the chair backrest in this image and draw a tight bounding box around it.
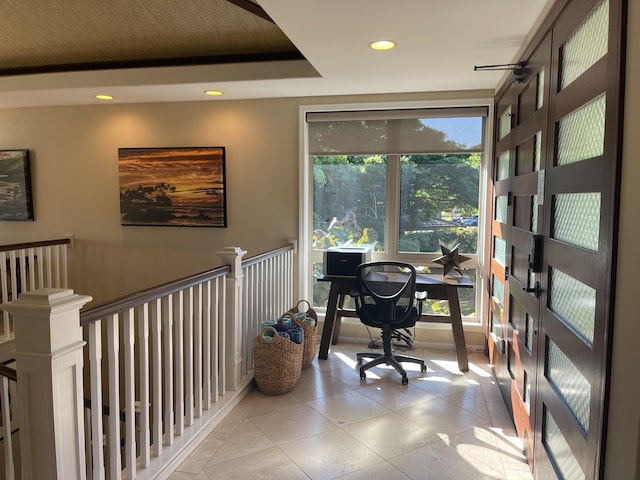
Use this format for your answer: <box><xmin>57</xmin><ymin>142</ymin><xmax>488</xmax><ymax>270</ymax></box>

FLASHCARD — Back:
<box><xmin>354</xmin><ymin>262</ymin><xmax>417</xmax><ymax>325</ymax></box>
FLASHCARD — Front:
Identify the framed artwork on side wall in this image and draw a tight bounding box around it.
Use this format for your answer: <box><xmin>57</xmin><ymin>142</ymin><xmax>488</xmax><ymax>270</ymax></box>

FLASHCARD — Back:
<box><xmin>0</xmin><ymin>149</ymin><xmax>34</xmax><ymax>221</ymax></box>
<box><xmin>118</xmin><ymin>147</ymin><xmax>227</xmax><ymax>227</ymax></box>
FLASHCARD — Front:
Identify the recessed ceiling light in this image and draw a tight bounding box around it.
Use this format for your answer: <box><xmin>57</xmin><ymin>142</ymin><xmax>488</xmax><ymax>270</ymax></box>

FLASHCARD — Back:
<box><xmin>204</xmin><ymin>90</ymin><xmax>223</xmax><ymax>96</ymax></box>
<box><xmin>95</xmin><ymin>94</ymin><xmax>114</xmax><ymax>100</ymax></box>
<box><xmin>369</xmin><ymin>40</ymin><xmax>396</xmax><ymax>51</ymax></box>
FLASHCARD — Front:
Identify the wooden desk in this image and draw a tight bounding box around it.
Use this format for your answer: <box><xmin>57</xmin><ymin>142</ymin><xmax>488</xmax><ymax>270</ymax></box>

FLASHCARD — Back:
<box><xmin>317</xmin><ymin>273</ymin><xmax>473</xmax><ymax>372</ymax></box>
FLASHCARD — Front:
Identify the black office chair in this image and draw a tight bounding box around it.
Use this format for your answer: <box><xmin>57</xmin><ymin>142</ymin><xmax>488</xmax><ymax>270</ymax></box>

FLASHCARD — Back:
<box><xmin>353</xmin><ymin>262</ymin><xmax>427</xmax><ymax>384</ymax></box>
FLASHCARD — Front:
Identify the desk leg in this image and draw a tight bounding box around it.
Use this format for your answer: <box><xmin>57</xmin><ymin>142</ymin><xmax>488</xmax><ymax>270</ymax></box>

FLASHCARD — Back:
<box><xmin>447</xmin><ymin>286</ymin><xmax>469</xmax><ymax>372</ymax></box>
<box><xmin>332</xmin><ymin>294</ymin><xmax>346</xmax><ymax>345</ymax></box>
<box><xmin>318</xmin><ymin>282</ymin><xmax>340</xmax><ymax>360</ymax></box>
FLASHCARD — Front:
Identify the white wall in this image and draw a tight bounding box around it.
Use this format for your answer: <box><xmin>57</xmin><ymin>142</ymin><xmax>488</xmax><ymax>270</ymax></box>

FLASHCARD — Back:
<box><xmin>605</xmin><ymin>1</ymin><xmax>640</xmax><ymax>478</ymax></box>
<box><xmin>0</xmin><ymin>90</ymin><xmax>489</xmax><ymax>306</ymax></box>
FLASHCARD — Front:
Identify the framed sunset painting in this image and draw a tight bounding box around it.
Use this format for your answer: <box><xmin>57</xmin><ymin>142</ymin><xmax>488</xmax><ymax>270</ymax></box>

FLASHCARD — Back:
<box><xmin>118</xmin><ymin>147</ymin><xmax>227</xmax><ymax>227</ymax></box>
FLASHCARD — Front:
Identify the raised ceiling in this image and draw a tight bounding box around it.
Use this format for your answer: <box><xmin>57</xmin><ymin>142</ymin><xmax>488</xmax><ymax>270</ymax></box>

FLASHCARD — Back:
<box><xmin>0</xmin><ymin>0</ymin><xmax>553</xmax><ymax>107</ymax></box>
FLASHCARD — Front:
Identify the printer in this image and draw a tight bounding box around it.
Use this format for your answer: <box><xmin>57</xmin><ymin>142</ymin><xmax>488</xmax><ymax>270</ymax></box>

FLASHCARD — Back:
<box><xmin>323</xmin><ymin>247</ymin><xmax>371</xmax><ymax>277</ymax></box>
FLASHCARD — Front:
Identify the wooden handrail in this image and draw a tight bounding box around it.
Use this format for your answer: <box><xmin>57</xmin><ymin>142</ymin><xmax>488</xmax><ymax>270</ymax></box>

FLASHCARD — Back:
<box><xmin>0</xmin><ymin>238</ymin><xmax>71</xmax><ymax>252</ymax></box>
<box><xmin>80</xmin><ymin>265</ymin><xmax>231</xmax><ymax>325</ymax></box>
<box><xmin>242</xmin><ymin>244</ymin><xmax>294</xmax><ymax>268</ymax></box>
<box><xmin>0</xmin><ymin>361</ymin><xmax>17</xmax><ymax>382</ymax></box>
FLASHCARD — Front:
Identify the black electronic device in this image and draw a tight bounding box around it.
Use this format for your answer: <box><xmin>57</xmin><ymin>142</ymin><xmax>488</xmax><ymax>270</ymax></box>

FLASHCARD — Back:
<box><xmin>323</xmin><ymin>247</ymin><xmax>371</xmax><ymax>277</ymax></box>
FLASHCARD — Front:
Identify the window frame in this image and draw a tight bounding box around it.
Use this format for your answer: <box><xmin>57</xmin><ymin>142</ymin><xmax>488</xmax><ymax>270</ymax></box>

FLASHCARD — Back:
<box><xmin>299</xmin><ymin>99</ymin><xmax>494</xmax><ymax>331</ymax></box>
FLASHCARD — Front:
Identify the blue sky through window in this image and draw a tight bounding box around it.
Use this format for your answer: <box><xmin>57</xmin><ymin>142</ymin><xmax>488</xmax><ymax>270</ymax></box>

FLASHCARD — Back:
<box><xmin>420</xmin><ymin>117</ymin><xmax>483</xmax><ymax>149</ymax></box>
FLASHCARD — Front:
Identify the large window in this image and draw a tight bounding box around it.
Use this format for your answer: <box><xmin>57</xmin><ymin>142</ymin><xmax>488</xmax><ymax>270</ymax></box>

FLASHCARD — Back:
<box><xmin>302</xmin><ymin>104</ymin><xmax>489</xmax><ymax>325</ymax></box>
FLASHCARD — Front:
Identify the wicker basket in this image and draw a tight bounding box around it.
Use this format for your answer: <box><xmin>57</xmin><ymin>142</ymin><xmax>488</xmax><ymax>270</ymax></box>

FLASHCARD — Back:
<box><xmin>286</xmin><ymin>300</ymin><xmax>318</xmax><ymax>368</ymax></box>
<box><xmin>253</xmin><ymin>326</ymin><xmax>303</xmax><ymax>395</ymax></box>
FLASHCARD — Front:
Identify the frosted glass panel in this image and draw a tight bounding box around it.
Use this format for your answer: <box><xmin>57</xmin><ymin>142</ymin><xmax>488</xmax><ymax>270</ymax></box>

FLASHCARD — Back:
<box><xmin>526</xmin><ymin>313</ymin><xmax>534</xmax><ymax>351</ymax></box>
<box><xmin>499</xmin><ymin>105</ymin><xmax>512</xmax><ymax>140</ymax></box>
<box><xmin>550</xmin><ymin>268</ymin><xmax>595</xmax><ymax>345</ymax></box>
<box><xmin>545</xmin><ymin>412</ymin><xmax>586</xmax><ymax>480</ymax></box>
<box><xmin>532</xmin><ymin>194</ymin><xmax>539</xmax><ymax>233</ymax></box>
<box><xmin>554</xmin><ymin>193</ymin><xmax>600</xmax><ymax>251</ymax></box>
<box><xmin>494</xmin><ymin>237</ymin><xmax>506</xmax><ymax>266</ymax></box>
<box><xmin>534</xmin><ymin>131</ymin><xmax>542</xmax><ymax>172</ymax></box>
<box><xmin>548</xmin><ymin>340</ymin><xmax>591</xmax><ymax>431</ymax></box>
<box><xmin>557</xmin><ymin>95</ymin><xmax>606</xmax><ymax>166</ymax></box>
<box><xmin>561</xmin><ymin>0</ymin><xmax>609</xmax><ymax>89</ymax></box>
<box><xmin>497</xmin><ymin>151</ymin><xmax>510</xmax><ymax>180</ymax></box>
<box><xmin>537</xmin><ymin>68</ymin><xmax>545</xmax><ymax>109</ymax></box>
<box><xmin>495</xmin><ymin>196</ymin><xmax>508</xmax><ymax>224</ymax></box>
<box><xmin>493</xmin><ymin>276</ymin><xmax>504</xmax><ymax>307</ymax></box>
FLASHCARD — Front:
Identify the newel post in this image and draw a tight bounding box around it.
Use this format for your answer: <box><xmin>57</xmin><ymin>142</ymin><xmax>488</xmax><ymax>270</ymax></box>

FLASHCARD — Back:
<box><xmin>0</xmin><ymin>288</ymin><xmax>92</xmax><ymax>480</ymax></box>
<box><xmin>217</xmin><ymin>246</ymin><xmax>247</xmax><ymax>390</ymax></box>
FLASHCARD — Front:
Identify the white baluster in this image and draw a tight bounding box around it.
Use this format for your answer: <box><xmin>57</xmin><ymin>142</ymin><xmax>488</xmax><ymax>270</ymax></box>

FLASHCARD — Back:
<box><xmin>202</xmin><ymin>281</ymin><xmax>212</xmax><ymax>408</ymax></box>
<box><xmin>1</xmin><ymin>375</ymin><xmax>15</xmax><ymax>480</ymax></box>
<box><xmin>106</xmin><ymin>314</ymin><xmax>122</xmax><ymax>479</ymax></box>
<box><xmin>137</xmin><ymin>304</ymin><xmax>150</xmax><ymax>468</ymax></box>
<box><xmin>88</xmin><ymin>321</ymin><xmax>105</xmax><ymax>480</ymax></box>
<box><xmin>122</xmin><ymin>308</ymin><xmax>136</xmax><ymax>479</ymax></box>
<box><xmin>173</xmin><ymin>291</ymin><xmax>184</xmax><ymax>436</ymax></box>
<box><xmin>150</xmin><ymin>298</ymin><xmax>163</xmax><ymax>457</ymax></box>
<box><xmin>162</xmin><ymin>296</ymin><xmax>174</xmax><ymax>446</ymax></box>
<box><xmin>194</xmin><ymin>284</ymin><xmax>203</xmax><ymax>418</ymax></box>
<box><xmin>183</xmin><ymin>287</ymin><xmax>194</xmax><ymax>426</ymax></box>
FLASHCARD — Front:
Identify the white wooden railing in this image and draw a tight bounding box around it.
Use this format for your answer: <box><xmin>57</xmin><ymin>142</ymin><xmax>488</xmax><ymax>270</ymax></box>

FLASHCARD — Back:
<box><xmin>0</xmin><ymin>238</ymin><xmax>71</xmax><ymax>342</ymax></box>
<box><xmin>0</xmin><ymin>240</ymin><xmax>297</xmax><ymax>480</ymax></box>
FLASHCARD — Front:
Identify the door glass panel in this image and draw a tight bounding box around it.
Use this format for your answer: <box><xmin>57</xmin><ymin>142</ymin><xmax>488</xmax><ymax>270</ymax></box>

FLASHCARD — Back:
<box><xmin>537</xmin><ymin>69</ymin><xmax>545</xmax><ymax>110</ymax></box>
<box><xmin>524</xmin><ymin>370</ymin><xmax>531</xmax><ymax>410</ymax></box>
<box><xmin>557</xmin><ymin>94</ymin><xmax>606</xmax><ymax>166</ymax></box>
<box><xmin>491</xmin><ymin>275</ymin><xmax>504</xmax><ymax>339</ymax></box>
<box><xmin>494</xmin><ymin>237</ymin><xmax>506</xmax><ymax>266</ymax></box>
<box><xmin>548</xmin><ymin>340</ymin><xmax>591</xmax><ymax>431</ymax></box>
<box><xmin>525</xmin><ymin>313</ymin><xmax>534</xmax><ymax>351</ymax></box>
<box><xmin>560</xmin><ymin>0</ymin><xmax>609</xmax><ymax>90</ymax></box>
<box><xmin>550</xmin><ymin>268</ymin><xmax>596</xmax><ymax>346</ymax></box>
<box><xmin>534</xmin><ymin>131</ymin><xmax>542</xmax><ymax>172</ymax></box>
<box><xmin>532</xmin><ymin>194</ymin><xmax>539</xmax><ymax>233</ymax></box>
<box><xmin>495</xmin><ymin>195</ymin><xmax>508</xmax><ymax>224</ymax></box>
<box><xmin>544</xmin><ymin>411</ymin><xmax>586</xmax><ymax>480</ymax></box>
<box><xmin>553</xmin><ymin>193</ymin><xmax>600</xmax><ymax>251</ymax></box>
<box><xmin>499</xmin><ymin>105</ymin><xmax>512</xmax><ymax>140</ymax></box>
<box><xmin>497</xmin><ymin>151</ymin><xmax>510</xmax><ymax>180</ymax></box>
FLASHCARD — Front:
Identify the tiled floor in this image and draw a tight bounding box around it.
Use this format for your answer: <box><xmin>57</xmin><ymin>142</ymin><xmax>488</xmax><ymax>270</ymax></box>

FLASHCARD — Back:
<box><xmin>169</xmin><ymin>341</ymin><xmax>534</xmax><ymax>480</ymax></box>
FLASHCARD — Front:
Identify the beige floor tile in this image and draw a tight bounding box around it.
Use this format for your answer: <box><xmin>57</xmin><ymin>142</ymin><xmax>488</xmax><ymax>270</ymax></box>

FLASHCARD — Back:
<box><xmin>389</xmin><ymin>441</ymin><xmax>505</xmax><ymax>480</ymax></box>
<box><xmin>342</xmin><ymin>411</ymin><xmax>441</xmax><ymax>459</ymax></box>
<box><xmin>167</xmin><ymin>342</ymin><xmax>532</xmax><ymax>480</ymax></box>
<box><xmin>290</xmin><ymin>369</ymin><xmax>353</xmax><ymax>402</ymax></box>
<box><xmin>306</xmin><ymin>389</ymin><xmax>391</xmax><ymax>426</ymax></box>
<box><xmin>279</xmin><ymin>428</ymin><xmax>383</xmax><ymax>480</ymax></box>
<box><xmin>356</xmin><ymin>380</ymin><xmax>439</xmax><ymax>411</ymax></box>
<box><xmin>396</xmin><ymin>397</ymin><xmax>490</xmax><ymax>437</ymax></box>
<box><xmin>505</xmin><ymin>468</ymin><xmax>535</xmax><ymax>480</ymax></box>
<box><xmin>174</xmin><ymin>434</ymin><xmax>226</xmax><ymax>474</ymax></box>
<box><xmin>339</xmin><ymin>461</ymin><xmax>412</xmax><ymax>480</ymax></box>
<box><xmin>444</xmin><ymin>387</ymin><xmax>491</xmax><ymax>420</ymax></box>
<box><xmin>443</xmin><ymin>425</ymin><xmax>509</xmax><ymax>475</ymax></box>
<box><xmin>249</xmin><ymin>403</ymin><xmax>337</xmax><ymax>444</ymax></box>
<box><xmin>167</xmin><ymin>472</ymin><xmax>199</xmax><ymax>480</ymax></box>
<box><xmin>202</xmin><ymin>446</ymin><xmax>309</xmax><ymax>480</ymax></box>
<box><xmin>204</xmin><ymin>418</ymin><xmax>275</xmax><ymax>466</ymax></box>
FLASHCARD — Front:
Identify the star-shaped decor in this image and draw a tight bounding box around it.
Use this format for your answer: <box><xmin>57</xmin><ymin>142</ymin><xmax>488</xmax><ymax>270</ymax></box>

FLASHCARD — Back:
<box><xmin>433</xmin><ymin>243</ymin><xmax>471</xmax><ymax>277</ymax></box>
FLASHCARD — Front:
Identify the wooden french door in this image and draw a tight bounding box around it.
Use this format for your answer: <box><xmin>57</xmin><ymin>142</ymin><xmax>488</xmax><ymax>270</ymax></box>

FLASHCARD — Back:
<box><xmin>488</xmin><ymin>0</ymin><xmax>626</xmax><ymax>478</ymax></box>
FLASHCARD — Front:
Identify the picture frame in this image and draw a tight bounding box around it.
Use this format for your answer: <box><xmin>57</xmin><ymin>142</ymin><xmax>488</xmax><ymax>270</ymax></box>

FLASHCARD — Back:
<box><xmin>118</xmin><ymin>147</ymin><xmax>227</xmax><ymax>227</ymax></box>
<box><xmin>0</xmin><ymin>149</ymin><xmax>34</xmax><ymax>221</ymax></box>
